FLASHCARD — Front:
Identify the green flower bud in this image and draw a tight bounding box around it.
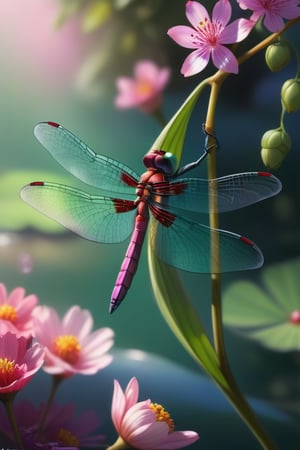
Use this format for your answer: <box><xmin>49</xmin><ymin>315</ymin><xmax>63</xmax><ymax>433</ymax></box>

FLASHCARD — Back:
<box><xmin>281</xmin><ymin>78</ymin><xmax>300</xmax><ymax>113</ymax></box>
<box><xmin>261</xmin><ymin>128</ymin><xmax>291</xmax><ymax>169</ymax></box>
<box><xmin>265</xmin><ymin>41</ymin><xmax>291</xmax><ymax>72</ymax></box>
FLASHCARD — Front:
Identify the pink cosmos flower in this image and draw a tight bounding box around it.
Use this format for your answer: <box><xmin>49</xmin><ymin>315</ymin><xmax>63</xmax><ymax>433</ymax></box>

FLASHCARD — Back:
<box><xmin>115</xmin><ymin>60</ymin><xmax>171</xmax><ymax>113</ymax></box>
<box><xmin>32</xmin><ymin>305</ymin><xmax>114</xmax><ymax>377</ymax></box>
<box><xmin>0</xmin><ymin>332</ymin><xmax>44</xmax><ymax>395</ymax></box>
<box><xmin>0</xmin><ymin>399</ymin><xmax>105</xmax><ymax>448</ymax></box>
<box><xmin>237</xmin><ymin>0</ymin><xmax>300</xmax><ymax>32</ymax></box>
<box><xmin>167</xmin><ymin>0</ymin><xmax>254</xmax><ymax>76</ymax></box>
<box><xmin>109</xmin><ymin>377</ymin><xmax>199</xmax><ymax>450</ymax></box>
<box><xmin>0</xmin><ymin>283</ymin><xmax>38</xmax><ymax>338</ymax></box>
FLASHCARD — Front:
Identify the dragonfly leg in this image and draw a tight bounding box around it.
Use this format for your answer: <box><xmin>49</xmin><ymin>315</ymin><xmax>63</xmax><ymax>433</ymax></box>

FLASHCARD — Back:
<box><xmin>174</xmin><ymin>127</ymin><xmax>219</xmax><ymax>177</ymax></box>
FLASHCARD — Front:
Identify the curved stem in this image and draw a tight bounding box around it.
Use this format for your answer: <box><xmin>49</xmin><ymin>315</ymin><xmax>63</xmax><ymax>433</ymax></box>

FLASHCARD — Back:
<box><xmin>204</xmin><ymin>77</ymin><xmax>278</xmax><ymax>450</ymax></box>
<box><xmin>37</xmin><ymin>374</ymin><xmax>63</xmax><ymax>438</ymax></box>
<box><xmin>1</xmin><ymin>394</ymin><xmax>24</xmax><ymax>450</ymax></box>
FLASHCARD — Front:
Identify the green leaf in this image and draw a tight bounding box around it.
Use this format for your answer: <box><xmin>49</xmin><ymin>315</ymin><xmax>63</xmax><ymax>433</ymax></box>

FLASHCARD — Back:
<box><xmin>148</xmin><ymin>79</ymin><xmax>209</xmax><ymax>169</ymax></box>
<box><xmin>82</xmin><ymin>0</ymin><xmax>112</xmax><ymax>33</ymax></box>
<box><xmin>147</xmin><ymin>242</ymin><xmax>228</xmax><ymax>389</ymax></box>
<box><xmin>223</xmin><ymin>258</ymin><xmax>300</xmax><ymax>351</ymax></box>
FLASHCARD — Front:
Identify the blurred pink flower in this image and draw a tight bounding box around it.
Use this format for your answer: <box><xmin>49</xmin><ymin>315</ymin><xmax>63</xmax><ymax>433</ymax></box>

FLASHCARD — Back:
<box><xmin>109</xmin><ymin>377</ymin><xmax>199</xmax><ymax>450</ymax></box>
<box><xmin>115</xmin><ymin>60</ymin><xmax>170</xmax><ymax>113</ymax></box>
<box><xmin>0</xmin><ymin>283</ymin><xmax>38</xmax><ymax>338</ymax></box>
<box><xmin>237</xmin><ymin>0</ymin><xmax>300</xmax><ymax>32</ymax></box>
<box><xmin>32</xmin><ymin>305</ymin><xmax>114</xmax><ymax>377</ymax></box>
<box><xmin>0</xmin><ymin>399</ymin><xmax>104</xmax><ymax>448</ymax></box>
<box><xmin>167</xmin><ymin>0</ymin><xmax>254</xmax><ymax>76</ymax></box>
<box><xmin>0</xmin><ymin>332</ymin><xmax>44</xmax><ymax>395</ymax></box>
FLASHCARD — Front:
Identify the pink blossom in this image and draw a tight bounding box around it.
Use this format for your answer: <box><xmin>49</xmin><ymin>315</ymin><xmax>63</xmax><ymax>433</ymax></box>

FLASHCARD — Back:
<box><xmin>167</xmin><ymin>0</ymin><xmax>254</xmax><ymax>76</ymax></box>
<box><xmin>109</xmin><ymin>377</ymin><xmax>199</xmax><ymax>450</ymax></box>
<box><xmin>115</xmin><ymin>60</ymin><xmax>171</xmax><ymax>113</ymax></box>
<box><xmin>0</xmin><ymin>399</ymin><xmax>105</xmax><ymax>448</ymax></box>
<box><xmin>32</xmin><ymin>305</ymin><xmax>114</xmax><ymax>377</ymax></box>
<box><xmin>0</xmin><ymin>283</ymin><xmax>38</xmax><ymax>338</ymax></box>
<box><xmin>237</xmin><ymin>0</ymin><xmax>300</xmax><ymax>32</ymax></box>
<box><xmin>0</xmin><ymin>332</ymin><xmax>44</xmax><ymax>395</ymax></box>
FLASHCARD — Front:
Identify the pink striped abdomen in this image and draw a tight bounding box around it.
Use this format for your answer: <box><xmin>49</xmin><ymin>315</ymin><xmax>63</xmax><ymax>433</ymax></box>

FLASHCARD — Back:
<box><xmin>109</xmin><ymin>212</ymin><xmax>148</xmax><ymax>313</ymax></box>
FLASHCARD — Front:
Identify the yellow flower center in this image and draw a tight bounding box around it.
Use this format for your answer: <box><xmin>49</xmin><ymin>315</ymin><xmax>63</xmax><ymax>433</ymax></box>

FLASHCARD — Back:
<box><xmin>136</xmin><ymin>80</ymin><xmax>153</xmax><ymax>96</ymax></box>
<box><xmin>0</xmin><ymin>357</ymin><xmax>17</xmax><ymax>386</ymax></box>
<box><xmin>57</xmin><ymin>428</ymin><xmax>79</xmax><ymax>446</ymax></box>
<box><xmin>0</xmin><ymin>304</ymin><xmax>17</xmax><ymax>322</ymax></box>
<box><xmin>53</xmin><ymin>335</ymin><xmax>81</xmax><ymax>364</ymax></box>
<box><xmin>150</xmin><ymin>403</ymin><xmax>174</xmax><ymax>433</ymax></box>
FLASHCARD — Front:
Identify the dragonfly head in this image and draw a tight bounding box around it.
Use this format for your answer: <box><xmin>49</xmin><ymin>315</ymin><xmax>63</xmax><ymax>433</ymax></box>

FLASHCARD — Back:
<box><xmin>143</xmin><ymin>150</ymin><xmax>177</xmax><ymax>175</ymax></box>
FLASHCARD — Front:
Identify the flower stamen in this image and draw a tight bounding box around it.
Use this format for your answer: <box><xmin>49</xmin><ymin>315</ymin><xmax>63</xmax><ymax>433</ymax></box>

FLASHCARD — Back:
<box><xmin>0</xmin><ymin>357</ymin><xmax>22</xmax><ymax>386</ymax></box>
<box><xmin>57</xmin><ymin>428</ymin><xmax>80</xmax><ymax>446</ymax></box>
<box><xmin>0</xmin><ymin>304</ymin><xmax>17</xmax><ymax>322</ymax></box>
<box><xmin>53</xmin><ymin>335</ymin><xmax>81</xmax><ymax>364</ymax></box>
<box><xmin>150</xmin><ymin>402</ymin><xmax>175</xmax><ymax>433</ymax></box>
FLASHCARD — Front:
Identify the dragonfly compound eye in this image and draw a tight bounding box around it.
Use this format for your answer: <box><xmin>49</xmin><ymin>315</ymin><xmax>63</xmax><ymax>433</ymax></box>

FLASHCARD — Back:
<box><xmin>143</xmin><ymin>150</ymin><xmax>177</xmax><ymax>175</ymax></box>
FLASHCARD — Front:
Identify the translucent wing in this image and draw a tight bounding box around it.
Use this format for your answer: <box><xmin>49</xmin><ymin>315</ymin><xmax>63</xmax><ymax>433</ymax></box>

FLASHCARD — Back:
<box><xmin>149</xmin><ymin>213</ymin><xmax>263</xmax><ymax>273</ymax></box>
<box><xmin>21</xmin><ymin>182</ymin><xmax>136</xmax><ymax>243</ymax></box>
<box><xmin>151</xmin><ymin>172</ymin><xmax>281</xmax><ymax>219</ymax></box>
<box><xmin>34</xmin><ymin>122</ymin><xmax>139</xmax><ymax>196</ymax></box>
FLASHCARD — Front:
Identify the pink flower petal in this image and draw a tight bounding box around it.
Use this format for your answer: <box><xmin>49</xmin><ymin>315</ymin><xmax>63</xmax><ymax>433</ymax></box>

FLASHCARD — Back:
<box><xmin>212</xmin><ymin>45</ymin><xmax>239</xmax><ymax>73</ymax></box>
<box><xmin>8</xmin><ymin>287</ymin><xmax>25</xmax><ymax>305</ymax></box>
<box><xmin>181</xmin><ymin>48</ymin><xmax>211</xmax><ymax>76</ymax></box>
<box><xmin>62</xmin><ymin>305</ymin><xmax>93</xmax><ymax>338</ymax></box>
<box><xmin>220</xmin><ymin>18</ymin><xmax>254</xmax><ymax>44</ymax></box>
<box><xmin>263</xmin><ymin>12</ymin><xmax>285</xmax><ymax>32</ymax></box>
<box><xmin>157</xmin><ymin>430</ymin><xmax>200</xmax><ymax>449</ymax></box>
<box><xmin>111</xmin><ymin>379</ymin><xmax>126</xmax><ymax>431</ymax></box>
<box><xmin>212</xmin><ymin>0</ymin><xmax>232</xmax><ymax>27</ymax></box>
<box><xmin>186</xmin><ymin>1</ymin><xmax>209</xmax><ymax>29</ymax></box>
<box><xmin>124</xmin><ymin>376</ymin><xmax>139</xmax><ymax>407</ymax></box>
<box><xmin>167</xmin><ymin>25</ymin><xmax>200</xmax><ymax>49</ymax></box>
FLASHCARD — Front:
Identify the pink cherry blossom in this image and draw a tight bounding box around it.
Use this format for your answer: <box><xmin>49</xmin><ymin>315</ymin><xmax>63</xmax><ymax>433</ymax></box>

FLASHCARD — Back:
<box><xmin>237</xmin><ymin>0</ymin><xmax>300</xmax><ymax>32</ymax></box>
<box><xmin>115</xmin><ymin>60</ymin><xmax>171</xmax><ymax>113</ymax></box>
<box><xmin>109</xmin><ymin>377</ymin><xmax>199</xmax><ymax>450</ymax></box>
<box><xmin>32</xmin><ymin>305</ymin><xmax>114</xmax><ymax>377</ymax></box>
<box><xmin>0</xmin><ymin>283</ymin><xmax>38</xmax><ymax>338</ymax></box>
<box><xmin>0</xmin><ymin>332</ymin><xmax>44</xmax><ymax>395</ymax></box>
<box><xmin>167</xmin><ymin>0</ymin><xmax>254</xmax><ymax>76</ymax></box>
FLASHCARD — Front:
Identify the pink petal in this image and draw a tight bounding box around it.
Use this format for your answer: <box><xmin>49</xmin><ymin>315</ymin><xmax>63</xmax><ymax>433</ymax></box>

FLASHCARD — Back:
<box><xmin>186</xmin><ymin>1</ymin><xmax>209</xmax><ymax>29</ymax></box>
<box><xmin>63</xmin><ymin>306</ymin><xmax>93</xmax><ymax>338</ymax></box>
<box><xmin>111</xmin><ymin>379</ymin><xmax>126</xmax><ymax>431</ymax></box>
<box><xmin>124</xmin><ymin>377</ymin><xmax>139</xmax><ymax>408</ymax></box>
<box><xmin>263</xmin><ymin>12</ymin><xmax>285</xmax><ymax>32</ymax></box>
<box><xmin>8</xmin><ymin>287</ymin><xmax>25</xmax><ymax>306</ymax></box>
<box><xmin>181</xmin><ymin>48</ymin><xmax>211</xmax><ymax>76</ymax></box>
<box><xmin>33</xmin><ymin>306</ymin><xmax>62</xmax><ymax>343</ymax></box>
<box><xmin>122</xmin><ymin>401</ymin><xmax>154</xmax><ymax>440</ymax></box>
<box><xmin>167</xmin><ymin>25</ymin><xmax>200</xmax><ymax>49</ymax></box>
<box><xmin>130</xmin><ymin>421</ymin><xmax>169</xmax><ymax>450</ymax></box>
<box><xmin>155</xmin><ymin>67</ymin><xmax>171</xmax><ymax>91</ymax></box>
<box><xmin>220</xmin><ymin>18</ymin><xmax>254</xmax><ymax>44</ymax></box>
<box><xmin>82</xmin><ymin>328</ymin><xmax>114</xmax><ymax>354</ymax></box>
<box><xmin>134</xmin><ymin>60</ymin><xmax>159</xmax><ymax>81</ymax></box>
<box><xmin>212</xmin><ymin>45</ymin><xmax>239</xmax><ymax>73</ymax></box>
<box><xmin>212</xmin><ymin>0</ymin><xmax>232</xmax><ymax>27</ymax></box>
<box><xmin>157</xmin><ymin>430</ymin><xmax>200</xmax><ymax>449</ymax></box>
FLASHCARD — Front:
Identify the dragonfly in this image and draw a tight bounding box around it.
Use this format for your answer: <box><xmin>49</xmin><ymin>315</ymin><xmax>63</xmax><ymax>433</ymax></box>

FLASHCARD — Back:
<box><xmin>21</xmin><ymin>122</ymin><xmax>282</xmax><ymax>313</ymax></box>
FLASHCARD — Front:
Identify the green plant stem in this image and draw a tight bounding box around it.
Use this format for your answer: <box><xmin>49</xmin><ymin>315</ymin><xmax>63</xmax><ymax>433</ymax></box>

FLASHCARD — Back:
<box><xmin>1</xmin><ymin>394</ymin><xmax>24</xmax><ymax>450</ymax></box>
<box><xmin>37</xmin><ymin>374</ymin><xmax>63</xmax><ymax>438</ymax></box>
<box><xmin>204</xmin><ymin>74</ymin><xmax>278</xmax><ymax>450</ymax></box>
